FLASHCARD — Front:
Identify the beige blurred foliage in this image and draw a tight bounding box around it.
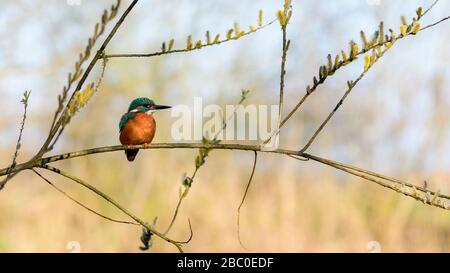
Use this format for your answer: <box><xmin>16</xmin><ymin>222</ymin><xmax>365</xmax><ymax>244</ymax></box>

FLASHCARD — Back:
<box><xmin>1</xmin><ymin>0</ymin><xmax>450</xmax><ymax>252</ymax></box>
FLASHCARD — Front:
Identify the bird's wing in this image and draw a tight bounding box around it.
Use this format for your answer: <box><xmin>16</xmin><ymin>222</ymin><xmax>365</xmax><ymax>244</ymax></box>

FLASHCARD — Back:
<box><xmin>119</xmin><ymin>112</ymin><xmax>135</xmax><ymax>132</ymax></box>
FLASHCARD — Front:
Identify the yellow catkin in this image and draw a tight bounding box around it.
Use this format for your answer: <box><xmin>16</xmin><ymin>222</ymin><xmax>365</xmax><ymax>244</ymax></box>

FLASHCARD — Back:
<box><xmin>364</xmin><ymin>55</ymin><xmax>371</xmax><ymax>71</ymax></box>
<box><xmin>277</xmin><ymin>10</ymin><xmax>285</xmax><ymax>26</ymax></box>
<box><xmin>352</xmin><ymin>43</ymin><xmax>359</xmax><ymax>57</ymax></box>
<box><xmin>226</xmin><ymin>29</ymin><xmax>234</xmax><ymax>40</ymax></box>
<box><xmin>182</xmin><ymin>186</ymin><xmax>190</xmax><ymax>197</ymax></box>
<box><xmin>400</xmin><ymin>24</ymin><xmax>407</xmax><ymax>36</ymax></box>
<box><xmin>391</xmin><ymin>30</ymin><xmax>397</xmax><ymax>40</ymax></box>
<box><xmin>412</xmin><ymin>21</ymin><xmax>421</xmax><ymax>34</ymax></box>
<box><xmin>69</xmin><ymin>83</ymin><xmax>94</xmax><ymax>115</ymax></box>
<box><xmin>213</xmin><ymin>34</ymin><xmax>220</xmax><ymax>43</ymax></box>
<box><xmin>195</xmin><ymin>40</ymin><xmax>202</xmax><ymax>49</ymax></box>
<box><xmin>186</xmin><ymin>35</ymin><xmax>192</xmax><ymax>50</ymax></box>
<box><xmin>258</xmin><ymin>9</ymin><xmax>263</xmax><ymax>27</ymax></box>
<box><xmin>235</xmin><ymin>31</ymin><xmax>245</xmax><ymax>39</ymax></box>
<box><xmin>69</xmin><ymin>97</ymin><xmax>77</xmax><ymax>115</ymax></box>
<box><xmin>341</xmin><ymin>50</ymin><xmax>348</xmax><ymax>62</ymax></box>
<box><xmin>205</xmin><ymin>31</ymin><xmax>211</xmax><ymax>45</ymax></box>
<box><xmin>234</xmin><ymin>22</ymin><xmax>240</xmax><ymax>36</ymax></box>
<box><xmin>168</xmin><ymin>39</ymin><xmax>175</xmax><ymax>51</ymax></box>
<box><xmin>370</xmin><ymin>51</ymin><xmax>376</xmax><ymax>64</ymax></box>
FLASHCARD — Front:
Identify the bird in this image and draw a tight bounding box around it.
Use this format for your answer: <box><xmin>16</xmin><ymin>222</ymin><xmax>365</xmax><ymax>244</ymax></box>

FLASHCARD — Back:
<box><xmin>119</xmin><ymin>97</ymin><xmax>171</xmax><ymax>161</ymax></box>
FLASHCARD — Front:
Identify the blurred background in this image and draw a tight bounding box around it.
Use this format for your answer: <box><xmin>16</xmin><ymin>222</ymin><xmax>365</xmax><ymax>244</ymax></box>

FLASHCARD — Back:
<box><xmin>1</xmin><ymin>0</ymin><xmax>450</xmax><ymax>252</ymax></box>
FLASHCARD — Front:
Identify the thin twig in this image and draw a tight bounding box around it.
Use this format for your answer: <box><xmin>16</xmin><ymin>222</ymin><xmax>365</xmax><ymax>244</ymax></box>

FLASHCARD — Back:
<box><xmin>299</xmin><ymin>62</ymin><xmax>375</xmax><ymax>153</ymax></box>
<box><xmin>49</xmin><ymin>58</ymin><xmax>108</xmax><ymax>150</ymax></box>
<box><xmin>422</xmin><ymin>0</ymin><xmax>439</xmax><ymax>18</ymax></box>
<box><xmin>302</xmin><ymin>153</ymin><xmax>449</xmax><ymax>210</ymax></box>
<box><xmin>276</xmin><ymin>20</ymin><xmax>290</xmax><ymax>142</ymax></box>
<box><xmin>164</xmin><ymin>91</ymin><xmax>251</xmax><ymax>236</ymax></box>
<box><xmin>39</xmin><ymin>164</ymin><xmax>187</xmax><ymax>252</ymax></box>
<box><xmin>298</xmin><ymin>8</ymin><xmax>450</xmax><ymax>153</ymax></box>
<box><xmin>266</xmin><ymin>1</ymin><xmax>447</xmax><ymax>143</ymax></box>
<box><xmin>237</xmin><ymin>151</ymin><xmax>258</xmax><ymax>250</ymax></box>
<box><xmin>302</xmin><ymin>152</ymin><xmax>450</xmax><ymax>200</ymax></box>
<box><xmin>420</xmin><ymin>15</ymin><xmax>450</xmax><ymax>31</ymax></box>
<box><xmin>163</xmin><ymin>196</ymin><xmax>185</xmax><ymax>236</ymax></box>
<box><xmin>0</xmin><ymin>91</ymin><xmax>30</xmax><ymax>190</ymax></box>
<box><xmin>176</xmin><ymin>219</ymin><xmax>194</xmax><ymax>245</ymax></box>
<box><xmin>288</xmin><ymin>154</ymin><xmax>309</xmax><ymax>161</ymax></box>
<box><xmin>32</xmin><ymin>169</ymin><xmax>138</xmax><ymax>225</ymax></box>
<box><xmin>105</xmin><ymin>20</ymin><xmax>276</xmax><ymax>59</ymax></box>
<box><xmin>49</xmin><ymin>0</ymin><xmax>121</xmax><ymax>135</ymax></box>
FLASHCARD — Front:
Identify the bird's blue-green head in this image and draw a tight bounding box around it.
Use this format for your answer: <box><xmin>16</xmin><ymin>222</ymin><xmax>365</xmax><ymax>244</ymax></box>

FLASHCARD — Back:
<box><xmin>119</xmin><ymin>97</ymin><xmax>171</xmax><ymax>131</ymax></box>
<box><xmin>127</xmin><ymin>97</ymin><xmax>171</xmax><ymax>113</ymax></box>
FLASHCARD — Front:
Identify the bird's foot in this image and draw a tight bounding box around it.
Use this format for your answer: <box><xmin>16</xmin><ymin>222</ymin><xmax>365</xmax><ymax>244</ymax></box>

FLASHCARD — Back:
<box><xmin>143</xmin><ymin>143</ymin><xmax>149</xmax><ymax>149</ymax></box>
<box><xmin>127</xmin><ymin>144</ymin><xmax>134</xmax><ymax>149</ymax></box>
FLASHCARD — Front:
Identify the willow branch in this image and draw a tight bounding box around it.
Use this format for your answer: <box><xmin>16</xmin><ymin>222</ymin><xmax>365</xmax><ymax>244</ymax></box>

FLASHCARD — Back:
<box><xmin>303</xmin><ymin>153</ymin><xmax>450</xmax><ymax>200</ymax></box>
<box><xmin>105</xmin><ymin>20</ymin><xmax>276</xmax><ymax>59</ymax></box>
<box><xmin>300</xmin><ymin>49</ymin><xmax>388</xmax><ymax>153</ymax></box>
<box><xmin>297</xmin><ymin>13</ymin><xmax>450</xmax><ymax>152</ymax></box>
<box><xmin>49</xmin><ymin>0</ymin><xmax>121</xmax><ymax>136</ymax></box>
<box><xmin>421</xmin><ymin>15</ymin><xmax>450</xmax><ymax>31</ymax></box>
<box><xmin>163</xmin><ymin>155</ymin><xmax>201</xmax><ymax>236</ymax></box>
<box><xmin>49</xmin><ymin>57</ymin><xmax>108</xmax><ymax>151</ymax></box>
<box><xmin>237</xmin><ymin>151</ymin><xmax>258</xmax><ymax>250</ymax></box>
<box><xmin>304</xmin><ymin>153</ymin><xmax>450</xmax><ymax>210</ymax></box>
<box><xmin>2</xmin><ymin>142</ymin><xmax>448</xmax><ymax>210</ymax></box>
<box><xmin>36</xmin><ymin>0</ymin><xmax>138</xmax><ymax>158</ymax></box>
<box><xmin>0</xmin><ymin>91</ymin><xmax>30</xmax><ymax>190</ymax></box>
<box><xmin>163</xmin><ymin>91</ymin><xmax>251</xmax><ymax>236</ymax></box>
<box><xmin>39</xmin><ymin>164</ymin><xmax>187</xmax><ymax>252</ymax></box>
<box><xmin>422</xmin><ymin>0</ymin><xmax>439</xmax><ymax>17</ymax></box>
<box><xmin>32</xmin><ymin>169</ymin><xmax>138</xmax><ymax>226</ymax></box>
<box><xmin>276</xmin><ymin>20</ymin><xmax>290</xmax><ymax>140</ymax></box>
<box><xmin>163</xmin><ymin>197</ymin><xmax>185</xmax><ymax>236</ymax></box>
<box><xmin>267</xmin><ymin>2</ymin><xmax>449</xmax><ymax>142</ymax></box>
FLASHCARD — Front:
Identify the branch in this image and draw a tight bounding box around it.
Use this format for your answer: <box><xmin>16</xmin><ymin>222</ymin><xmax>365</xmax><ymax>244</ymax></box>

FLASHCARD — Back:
<box><xmin>303</xmin><ymin>153</ymin><xmax>450</xmax><ymax>210</ymax></box>
<box><xmin>422</xmin><ymin>0</ymin><xmax>439</xmax><ymax>17</ymax></box>
<box><xmin>421</xmin><ymin>15</ymin><xmax>450</xmax><ymax>31</ymax></box>
<box><xmin>105</xmin><ymin>19</ymin><xmax>276</xmax><ymax>59</ymax></box>
<box><xmin>39</xmin><ymin>164</ymin><xmax>188</xmax><ymax>252</ymax></box>
<box><xmin>163</xmin><ymin>147</ymin><xmax>205</xmax><ymax>236</ymax></box>
<box><xmin>265</xmin><ymin>1</ymin><xmax>449</xmax><ymax>144</ymax></box>
<box><xmin>275</xmin><ymin>1</ymin><xmax>292</xmax><ymax>141</ymax></box>
<box><xmin>0</xmin><ymin>90</ymin><xmax>30</xmax><ymax>190</ymax></box>
<box><xmin>2</xmin><ymin>142</ymin><xmax>448</xmax><ymax>210</ymax></box>
<box><xmin>49</xmin><ymin>58</ymin><xmax>108</xmax><ymax>150</ymax></box>
<box><xmin>35</xmin><ymin>0</ymin><xmax>138</xmax><ymax>158</ymax></box>
<box><xmin>237</xmin><ymin>151</ymin><xmax>258</xmax><ymax>250</ymax></box>
<box><xmin>298</xmin><ymin>13</ymin><xmax>450</xmax><ymax>152</ymax></box>
<box><xmin>163</xmin><ymin>90</ymin><xmax>251</xmax><ymax>236</ymax></box>
<box><xmin>49</xmin><ymin>0</ymin><xmax>121</xmax><ymax>136</ymax></box>
<box><xmin>32</xmin><ymin>169</ymin><xmax>138</xmax><ymax>226</ymax></box>
<box><xmin>299</xmin><ymin>47</ymin><xmax>389</xmax><ymax>153</ymax></box>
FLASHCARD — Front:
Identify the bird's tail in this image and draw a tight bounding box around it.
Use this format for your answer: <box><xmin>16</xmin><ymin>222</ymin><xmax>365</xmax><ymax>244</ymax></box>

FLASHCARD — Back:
<box><xmin>125</xmin><ymin>149</ymin><xmax>139</xmax><ymax>162</ymax></box>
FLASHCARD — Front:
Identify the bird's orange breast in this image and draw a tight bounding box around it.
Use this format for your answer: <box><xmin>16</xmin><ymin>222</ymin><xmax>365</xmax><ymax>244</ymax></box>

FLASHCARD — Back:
<box><xmin>119</xmin><ymin>112</ymin><xmax>156</xmax><ymax>145</ymax></box>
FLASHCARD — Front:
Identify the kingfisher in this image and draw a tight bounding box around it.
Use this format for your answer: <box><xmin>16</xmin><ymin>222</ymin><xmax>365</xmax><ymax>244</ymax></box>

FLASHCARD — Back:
<box><xmin>119</xmin><ymin>97</ymin><xmax>171</xmax><ymax>161</ymax></box>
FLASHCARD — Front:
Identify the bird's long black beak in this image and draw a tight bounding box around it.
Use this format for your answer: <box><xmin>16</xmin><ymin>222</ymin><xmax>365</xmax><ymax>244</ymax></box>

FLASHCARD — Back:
<box><xmin>152</xmin><ymin>104</ymin><xmax>171</xmax><ymax>110</ymax></box>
